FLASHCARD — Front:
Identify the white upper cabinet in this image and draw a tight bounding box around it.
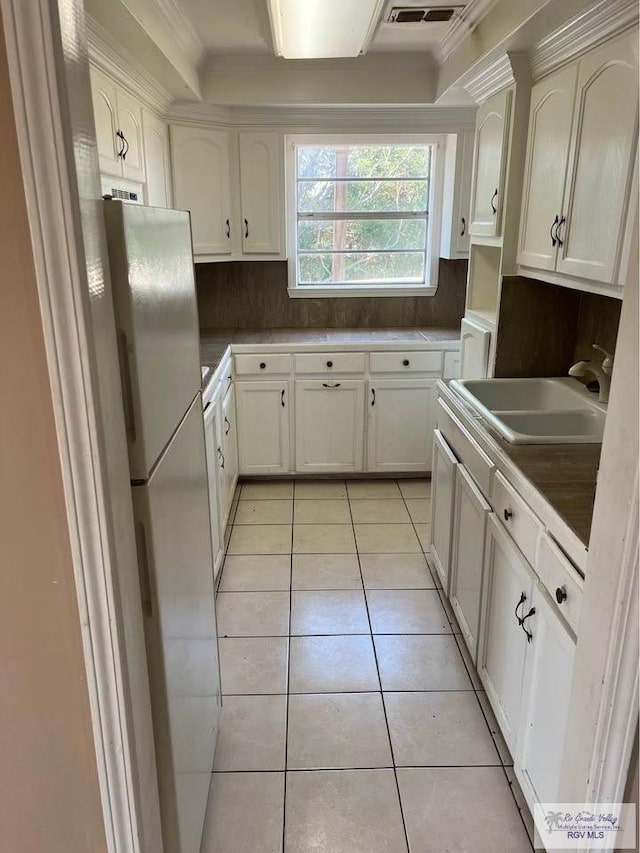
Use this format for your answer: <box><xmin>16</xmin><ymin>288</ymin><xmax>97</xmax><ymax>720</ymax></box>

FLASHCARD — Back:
<box><xmin>295</xmin><ymin>380</ymin><xmax>365</xmax><ymax>473</ymax></box>
<box><xmin>469</xmin><ymin>88</ymin><xmax>512</xmax><ymax>237</ymax></box>
<box><xmin>367</xmin><ymin>379</ymin><xmax>436</xmax><ymax>473</ymax></box>
<box><xmin>117</xmin><ymin>89</ymin><xmax>145</xmax><ymax>182</ymax></box>
<box><xmin>518</xmin><ymin>65</ymin><xmax>577</xmax><ymax>271</ymax></box>
<box><xmin>170</xmin><ymin>125</ymin><xmax>233</xmax><ymax>256</ymax></box>
<box><xmin>519</xmin><ymin>30</ymin><xmax>638</xmax><ymax>289</ymax></box>
<box><xmin>91</xmin><ymin>67</ymin><xmax>120</xmax><ymax>177</ymax></box>
<box><xmin>441</xmin><ymin>131</ymin><xmax>474</xmax><ymax>258</ymax></box>
<box><xmin>557</xmin><ymin>31</ymin><xmax>638</xmax><ymax>285</ymax></box>
<box><xmin>239</xmin><ymin>132</ymin><xmax>283</xmax><ymax>255</ymax></box>
<box><xmin>90</xmin><ymin>66</ymin><xmax>146</xmax><ymax>184</ymax></box>
<box><xmin>143</xmin><ymin>111</ymin><xmax>172</xmax><ymax>209</ymax></box>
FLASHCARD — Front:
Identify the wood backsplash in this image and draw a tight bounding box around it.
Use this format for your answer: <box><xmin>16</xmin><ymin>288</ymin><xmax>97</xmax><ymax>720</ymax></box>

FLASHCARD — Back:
<box><xmin>195</xmin><ymin>259</ymin><xmax>467</xmax><ymax>330</ymax></box>
<box><xmin>495</xmin><ymin>276</ymin><xmax>622</xmax><ymax>378</ymax></box>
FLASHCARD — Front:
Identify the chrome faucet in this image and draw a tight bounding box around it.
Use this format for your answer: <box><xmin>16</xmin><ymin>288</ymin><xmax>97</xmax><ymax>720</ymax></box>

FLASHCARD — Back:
<box><xmin>568</xmin><ymin>344</ymin><xmax>613</xmax><ymax>403</ymax></box>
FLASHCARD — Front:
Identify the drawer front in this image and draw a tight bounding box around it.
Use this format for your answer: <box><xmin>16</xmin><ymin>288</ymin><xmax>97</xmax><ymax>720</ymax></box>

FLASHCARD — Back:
<box><xmin>490</xmin><ymin>470</ymin><xmax>542</xmax><ymax>567</ymax></box>
<box><xmin>370</xmin><ymin>350</ymin><xmax>443</xmax><ymax>374</ymax></box>
<box><xmin>536</xmin><ymin>533</ymin><xmax>583</xmax><ymax>635</ymax></box>
<box><xmin>443</xmin><ymin>351</ymin><xmax>460</xmax><ymax>380</ymax></box>
<box><xmin>234</xmin><ymin>353</ymin><xmax>292</xmax><ymax>376</ymax></box>
<box><xmin>436</xmin><ymin>399</ymin><xmax>494</xmax><ymax>496</ymax></box>
<box><xmin>295</xmin><ymin>352</ymin><xmax>366</xmax><ymax>375</ymax></box>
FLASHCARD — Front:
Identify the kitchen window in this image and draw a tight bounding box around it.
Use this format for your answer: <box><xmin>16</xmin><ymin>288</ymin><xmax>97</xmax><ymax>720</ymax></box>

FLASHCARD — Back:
<box><xmin>285</xmin><ymin>134</ymin><xmax>443</xmax><ymax>297</ymax></box>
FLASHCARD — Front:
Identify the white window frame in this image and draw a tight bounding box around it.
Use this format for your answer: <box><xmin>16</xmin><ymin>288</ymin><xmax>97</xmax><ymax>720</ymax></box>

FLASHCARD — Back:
<box><xmin>285</xmin><ymin>133</ymin><xmax>445</xmax><ymax>298</ymax></box>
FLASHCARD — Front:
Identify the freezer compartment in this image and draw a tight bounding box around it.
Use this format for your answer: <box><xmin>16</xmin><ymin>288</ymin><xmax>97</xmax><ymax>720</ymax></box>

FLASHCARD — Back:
<box><xmin>104</xmin><ymin>201</ymin><xmax>202</xmax><ymax>479</ymax></box>
<box><xmin>132</xmin><ymin>395</ymin><xmax>220</xmax><ymax>853</ymax></box>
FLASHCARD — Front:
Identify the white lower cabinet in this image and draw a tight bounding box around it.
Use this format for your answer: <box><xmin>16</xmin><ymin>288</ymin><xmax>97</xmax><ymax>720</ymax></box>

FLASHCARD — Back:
<box><xmin>203</xmin><ymin>398</ymin><xmax>225</xmax><ymax>580</ymax></box>
<box><xmin>222</xmin><ymin>385</ymin><xmax>239</xmax><ymax>512</ymax></box>
<box><xmin>235</xmin><ymin>381</ymin><xmax>292</xmax><ymax>475</ymax></box>
<box><xmin>515</xmin><ymin>582</ymin><xmax>576</xmax><ymax>807</ymax></box>
<box><xmin>295</xmin><ymin>380</ymin><xmax>365</xmax><ymax>473</ymax></box>
<box><xmin>478</xmin><ymin>512</ymin><xmax>536</xmax><ymax>754</ymax></box>
<box><xmin>449</xmin><ymin>464</ymin><xmax>491</xmax><ymax>662</ymax></box>
<box><xmin>367</xmin><ymin>379</ymin><xmax>437</xmax><ymax>473</ymax></box>
<box><xmin>429</xmin><ymin>429</ymin><xmax>458</xmax><ymax>591</ymax></box>
<box><xmin>459</xmin><ymin>317</ymin><xmax>491</xmax><ymax>380</ymax></box>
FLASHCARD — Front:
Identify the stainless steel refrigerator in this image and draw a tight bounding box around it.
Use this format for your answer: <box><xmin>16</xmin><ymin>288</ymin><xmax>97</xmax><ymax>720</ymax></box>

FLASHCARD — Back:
<box><xmin>104</xmin><ymin>201</ymin><xmax>221</xmax><ymax>853</ymax></box>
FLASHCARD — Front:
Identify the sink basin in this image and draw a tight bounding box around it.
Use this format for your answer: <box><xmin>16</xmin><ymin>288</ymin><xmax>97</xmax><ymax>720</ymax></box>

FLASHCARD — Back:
<box><xmin>450</xmin><ymin>377</ymin><xmax>606</xmax><ymax>444</ymax></box>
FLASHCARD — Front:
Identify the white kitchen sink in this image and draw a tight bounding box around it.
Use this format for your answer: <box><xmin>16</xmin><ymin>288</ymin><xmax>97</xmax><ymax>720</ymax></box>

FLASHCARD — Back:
<box><xmin>451</xmin><ymin>377</ymin><xmax>606</xmax><ymax>444</ymax></box>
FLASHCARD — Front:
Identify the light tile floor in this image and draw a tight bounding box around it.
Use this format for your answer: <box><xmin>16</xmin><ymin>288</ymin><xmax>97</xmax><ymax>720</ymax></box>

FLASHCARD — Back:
<box><xmin>200</xmin><ymin>478</ymin><xmax>534</xmax><ymax>853</ymax></box>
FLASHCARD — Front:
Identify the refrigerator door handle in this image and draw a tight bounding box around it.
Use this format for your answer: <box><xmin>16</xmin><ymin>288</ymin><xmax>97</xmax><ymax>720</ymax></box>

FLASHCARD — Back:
<box><xmin>135</xmin><ymin>521</ymin><xmax>153</xmax><ymax>618</ymax></box>
<box><xmin>117</xmin><ymin>330</ymin><xmax>137</xmax><ymax>442</ymax></box>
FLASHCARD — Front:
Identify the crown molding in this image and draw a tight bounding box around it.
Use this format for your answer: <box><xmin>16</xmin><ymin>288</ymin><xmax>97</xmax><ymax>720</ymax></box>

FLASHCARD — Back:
<box><xmin>167</xmin><ymin>101</ymin><xmax>477</xmax><ymax>131</ymax></box>
<box><xmin>145</xmin><ymin>0</ymin><xmax>205</xmax><ymax>68</ymax></box>
<box><xmin>201</xmin><ymin>51</ymin><xmax>435</xmax><ymax>74</ymax></box>
<box><xmin>463</xmin><ymin>50</ymin><xmax>530</xmax><ymax>103</ymax></box>
<box><xmin>86</xmin><ymin>15</ymin><xmax>174</xmax><ymax>114</ymax></box>
<box><xmin>530</xmin><ymin>0</ymin><xmax>639</xmax><ymax>80</ymax></box>
<box><xmin>437</xmin><ymin>0</ymin><xmax>500</xmax><ymax>63</ymax></box>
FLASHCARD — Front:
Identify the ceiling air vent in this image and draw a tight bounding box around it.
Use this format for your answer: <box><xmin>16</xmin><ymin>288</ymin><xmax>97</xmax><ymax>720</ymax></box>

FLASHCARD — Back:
<box><xmin>387</xmin><ymin>6</ymin><xmax>459</xmax><ymax>24</ymax></box>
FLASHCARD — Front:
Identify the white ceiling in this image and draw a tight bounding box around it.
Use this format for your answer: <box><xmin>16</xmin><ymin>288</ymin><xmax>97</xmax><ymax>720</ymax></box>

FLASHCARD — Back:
<box><xmin>179</xmin><ymin>0</ymin><xmax>469</xmax><ymax>58</ymax></box>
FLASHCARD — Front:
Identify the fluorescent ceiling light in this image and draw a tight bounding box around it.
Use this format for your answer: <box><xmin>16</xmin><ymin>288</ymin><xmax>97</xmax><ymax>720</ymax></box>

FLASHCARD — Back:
<box><xmin>267</xmin><ymin>0</ymin><xmax>385</xmax><ymax>59</ymax></box>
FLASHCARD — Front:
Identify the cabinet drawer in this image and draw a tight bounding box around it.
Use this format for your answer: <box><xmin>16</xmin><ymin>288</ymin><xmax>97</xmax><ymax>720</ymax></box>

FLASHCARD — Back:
<box><xmin>535</xmin><ymin>533</ymin><xmax>583</xmax><ymax>635</ymax></box>
<box><xmin>234</xmin><ymin>353</ymin><xmax>292</xmax><ymax>376</ymax></box>
<box><xmin>295</xmin><ymin>352</ymin><xmax>366</xmax><ymax>375</ymax></box>
<box><xmin>370</xmin><ymin>351</ymin><xmax>443</xmax><ymax>374</ymax></box>
<box><xmin>490</xmin><ymin>471</ymin><xmax>542</xmax><ymax>568</ymax></box>
<box><xmin>436</xmin><ymin>399</ymin><xmax>494</xmax><ymax>496</ymax></box>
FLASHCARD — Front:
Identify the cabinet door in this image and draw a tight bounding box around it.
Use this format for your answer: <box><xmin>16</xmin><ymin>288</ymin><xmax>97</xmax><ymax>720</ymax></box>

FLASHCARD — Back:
<box><xmin>222</xmin><ymin>385</ymin><xmax>239</xmax><ymax>510</ymax></box>
<box><xmin>557</xmin><ymin>31</ymin><xmax>639</xmax><ymax>284</ymax></box>
<box><xmin>367</xmin><ymin>379</ymin><xmax>437</xmax><ymax>473</ymax></box>
<box><xmin>515</xmin><ymin>583</ymin><xmax>576</xmax><ymax>809</ymax></box>
<box><xmin>90</xmin><ymin>66</ymin><xmax>121</xmax><ymax>177</ymax></box>
<box><xmin>235</xmin><ymin>381</ymin><xmax>291</xmax><ymax>475</ymax></box>
<box><xmin>170</xmin><ymin>125</ymin><xmax>232</xmax><ymax>256</ymax></box>
<box><xmin>204</xmin><ymin>400</ymin><xmax>225</xmax><ymax>579</ymax></box>
<box><xmin>459</xmin><ymin>317</ymin><xmax>491</xmax><ymax>380</ymax></box>
<box><xmin>518</xmin><ymin>65</ymin><xmax>577</xmax><ymax>272</ymax></box>
<box><xmin>295</xmin><ymin>380</ymin><xmax>365</xmax><ymax>473</ymax></box>
<box><xmin>455</xmin><ymin>130</ymin><xmax>474</xmax><ymax>254</ymax></box>
<box><xmin>430</xmin><ymin>429</ymin><xmax>458</xmax><ymax>592</ymax></box>
<box><xmin>450</xmin><ymin>464</ymin><xmax>491</xmax><ymax>663</ymax></box>
<box><xmin>239</xmin><ymin>132</ymin><xmax>283</xmax><ymax>255</ymax></box>
<box><xmin>143</xmin><ymin>111</ymin><xmax>172</xmax><ymax>208</ymax></box>
<box><xmin>469</xmin><ymin>88</ymin><xmax>512</xmax><ymax>237</ymax></box>
<box><xmin>117</xmin><ymin>89</ymin><xmax>145</xmax><ymax>183</ymax></box>
<box><xmin>478</xmin><ymin>513</ymin><xmax>536</xmax><ymax>753</ymax></box>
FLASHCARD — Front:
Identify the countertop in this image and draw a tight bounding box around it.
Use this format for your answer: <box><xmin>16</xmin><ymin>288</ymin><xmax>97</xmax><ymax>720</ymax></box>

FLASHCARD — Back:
<box><xmin>200</xmin><ymin>326</ymin><xmax>461</xmax><ymax>371</ymax></box>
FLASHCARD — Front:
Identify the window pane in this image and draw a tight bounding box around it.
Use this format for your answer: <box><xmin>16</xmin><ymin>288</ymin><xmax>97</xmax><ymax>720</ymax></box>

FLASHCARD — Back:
<box><xmin>298</xmin><ymin>218</ymin><xmax>427</xmax><ymax>252</ymax></box>
<box><xmin>297</xmin><ymin>145</ymin><xmax>431</xmax><ymax>179</ymax></box>
<box><xmin>298</xmin><ymin>179</ymin><xmax>428</xmax><ymax>213</ymax></box>
<box><xmin>298</xmin><ymin>252</ymin><xmax>425</xmax><ymax>284</ymax></box>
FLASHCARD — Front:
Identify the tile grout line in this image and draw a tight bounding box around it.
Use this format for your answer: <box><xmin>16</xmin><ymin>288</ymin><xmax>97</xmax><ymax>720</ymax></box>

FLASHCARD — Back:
<box><xmin>347</xmin><ymin>480</ymin><xmax>412</xmax><ymax>853</ymax></box>
<box><xmin>281</xmin><ymin>483</ymin><xmax>297</xmax><ymax>853</ymax></box>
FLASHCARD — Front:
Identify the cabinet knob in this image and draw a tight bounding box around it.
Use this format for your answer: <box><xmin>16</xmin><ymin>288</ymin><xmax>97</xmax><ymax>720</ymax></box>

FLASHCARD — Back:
<box><xmin>259</xmin><ymin>362</ymin><xmax>266</xmax><ymax>369</ymax></box>
<box><xmin>403</xmin><ymin>359</ymin><xmax>410</xmax><ymax>367</ymax></box>
<box><xmin>503</xmin><ymin>508</ymin><xmax>513</xmax><ymax>521</ymax></box>
<box><xmin>326</xmin><ymin>360</ymin><xmax>333</xmax><ymax>368</ymax></box>
<box><xmin>555</xmin><ymin>585</ymin><xmax>568</xmax><ymax>604</ymax></box>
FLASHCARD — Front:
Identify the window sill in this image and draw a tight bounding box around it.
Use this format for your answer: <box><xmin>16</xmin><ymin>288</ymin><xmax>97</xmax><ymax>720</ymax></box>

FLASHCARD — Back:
<box><xmin>288</xmin><ymin>285</ymin><xmax>438</xmax><ymax>299</ymax></box>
